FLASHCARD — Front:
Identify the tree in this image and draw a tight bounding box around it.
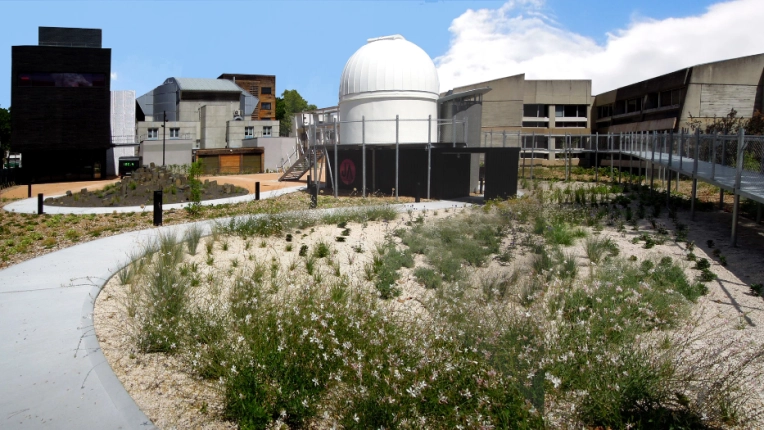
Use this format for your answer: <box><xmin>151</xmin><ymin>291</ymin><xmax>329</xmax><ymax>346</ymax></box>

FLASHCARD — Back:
<box><xmin>275</xmin><ymin>90</ymin><xmax>317</xmax><ymax>137</ymax></box>
<box><xmin>0</xmin><ymin>106</ymin><xmax>10</xmax><ymax>155</ymax></box>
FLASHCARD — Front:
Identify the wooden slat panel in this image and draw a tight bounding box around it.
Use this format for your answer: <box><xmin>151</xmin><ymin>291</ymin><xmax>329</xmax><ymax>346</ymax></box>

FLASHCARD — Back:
<box><xmin>200</xmin><ymin>155</ymin><xmax>219</xmax><ymax>175</ymax></box>
<box><xmin>242</xmin><ymin>154</ymin><xmax>261</xmax><ymax>173</ymax></box>
<box><xmin>220</xmin><ymin>154</ymin><xmax>240</xmax><ymax>174</ymax></box>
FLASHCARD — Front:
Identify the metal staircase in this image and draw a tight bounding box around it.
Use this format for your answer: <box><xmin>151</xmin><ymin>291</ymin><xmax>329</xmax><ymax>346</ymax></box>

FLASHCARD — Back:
<box><xmin>279</xmin><ymin>147</ymin><xmax>326</xmax><ymax>182</ymax></box>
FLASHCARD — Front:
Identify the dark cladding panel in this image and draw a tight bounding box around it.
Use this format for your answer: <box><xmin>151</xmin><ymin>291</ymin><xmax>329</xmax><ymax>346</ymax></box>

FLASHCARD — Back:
<box><xmin>11</xmin><ymin>43</ymin><xmax>111</xmax><ymax>180</ymax></box>
<box><xmin>39</xmin><ymin>27</ymin><xmax>102</xmax><ymax>48</ymax></box>
<box><xmin>484</xmin><ymin>148</ymin><xmax>519</xmax><ymax>200</ymax></box>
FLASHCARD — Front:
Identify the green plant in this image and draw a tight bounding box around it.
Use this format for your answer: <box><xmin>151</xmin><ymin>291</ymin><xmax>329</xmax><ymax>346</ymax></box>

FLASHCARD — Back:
<box><xmin>185</xmin><ymin>160</ymin><xmax>204</xmax><ymax>216</ymax></box>
<box><xmin>413</xmin><ymin>266</ymin><xmax>442</xmax><ymax>290</ymax></box>
<box><xmin>313</xmin><ymin>241</ymin><xmax>330</xmax><ymax>258</ymax></box>
<box><xmin>299</xmin><ymin>244</ymin><xmax>308</xmax><ymax>257</ymax></box>
<box><xmin>185</xmin><ymin>224</ymin><xmax>203</xmax><ymax>255</ymax></box>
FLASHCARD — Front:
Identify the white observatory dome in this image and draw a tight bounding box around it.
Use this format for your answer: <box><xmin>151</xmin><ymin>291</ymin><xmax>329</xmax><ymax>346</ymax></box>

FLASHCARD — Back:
<box><xmin>339</xmin><ymin>35</ymin><xmax>439</xmax><ymax>145</ymax></box>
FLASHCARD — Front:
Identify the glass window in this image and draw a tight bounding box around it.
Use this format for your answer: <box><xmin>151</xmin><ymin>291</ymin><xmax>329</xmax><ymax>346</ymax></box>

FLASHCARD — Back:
<box><xmin>170</xmin><ymin>128</ymin><xmax>180</xmax><ymax>138</ymax></box>
<box><xmin>261</xmin><ymin>87</ymin><xmax>272</xmax><ymax>95</ymax></box>
<box><xmin>245</xmin><ymin>126</ymin><xmax>254</xmax><ymax>138</ymax></box>
<box><xmin>555</xmin><ymin>106</ymin><xmax>564</xmax><ymax>117</ymax></box>
<box><xmin>261</xmin><ymin>102</ymin><xmax>272</xmax><ymax>110</ymax></box>
<box><xmin>147</xmin><ymin>128</ymin><xmax>158</xmax><ymax>139</ymax></box>
<box><xmin>263</xmin><ymin>126</ymin><xmax>272</xmax><ymax>137</ymax></box>
<box><xmin>523</xmin><ymin>104</ymin><xmax>546</xmax><ymax>118</ymax></box>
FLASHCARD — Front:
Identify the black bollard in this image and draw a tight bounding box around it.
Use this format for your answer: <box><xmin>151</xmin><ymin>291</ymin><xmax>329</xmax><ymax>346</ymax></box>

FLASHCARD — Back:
<box><xmin>310</xmin><ymin>183</ymin><xmax>318</xmax><ymax>208</ymax></box>
<box><xmin>28</xmin><ymin>184</ymin><xmax>32</xmax><ymax>198</ymax></box>
<box><xmin>255</xmin><ymin>182</ymin><xmax>260</xmax><ymax>200</ymax></box>
<box><xmin>37</xmin><ymin>193</ymin><xmax>43</xmax><ymax>215</ymax></box>
<box><xmin>153</xmin><ymin>190</ymin><xmax>163</xmax><ymax>226</ymax></box>
<box><xmin>415</xmin><ymin>182</ymin><xmax>421</xmax><ymax>203</ymax></box>
<box><xmin>307</xmin><ymin>175</ymin><xmax>312</xmax><ymax>188</ymax></box>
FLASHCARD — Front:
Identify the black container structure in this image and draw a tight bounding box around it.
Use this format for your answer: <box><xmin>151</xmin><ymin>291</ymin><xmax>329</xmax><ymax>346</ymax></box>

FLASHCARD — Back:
<box><xmin>153</xmin><ymin>190</ymin><xmax>163</xmax><ymax>226</ymax></box>
<box><xmin>10</xmin><ymin>27</ymin><xmax>111</xmax><ymax>183</ymax></box>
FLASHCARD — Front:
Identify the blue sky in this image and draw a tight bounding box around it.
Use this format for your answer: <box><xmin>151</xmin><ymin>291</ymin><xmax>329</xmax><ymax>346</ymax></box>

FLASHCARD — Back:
<box><xmin>0</xmin><ymin>0</ymin><xmax>754</xmax><ymax>110</ymax></box>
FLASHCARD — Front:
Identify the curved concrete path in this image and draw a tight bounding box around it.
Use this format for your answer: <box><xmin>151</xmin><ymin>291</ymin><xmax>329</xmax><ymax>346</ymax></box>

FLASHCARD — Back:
<box><xmin>0</xmin><ymin>200</ymin><xmax>469</xmax><ymax>429</ymax></box>
<box><xmin>2</xmin><ymin>186</ymin><xmax>305</xmax><ymax>214</ymax></box>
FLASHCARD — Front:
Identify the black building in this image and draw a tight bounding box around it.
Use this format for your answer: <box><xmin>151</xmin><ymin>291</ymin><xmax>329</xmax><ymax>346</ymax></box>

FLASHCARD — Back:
<box><xmin>11</xmin><ymin>27</ymin><xmax>111</xmax><ymax>182</ymax></box>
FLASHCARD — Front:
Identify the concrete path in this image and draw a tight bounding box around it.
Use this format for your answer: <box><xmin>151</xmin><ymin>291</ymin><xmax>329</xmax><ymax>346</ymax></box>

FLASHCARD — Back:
<box><xmin>0</xmin><ymin>200</ymin><xmax>469</xmax><ymax>429</ymax></box>
<box><xmin>2</xmin><ymin>186</ymin><xmax>305</xmax><ymax>214</ymax></box>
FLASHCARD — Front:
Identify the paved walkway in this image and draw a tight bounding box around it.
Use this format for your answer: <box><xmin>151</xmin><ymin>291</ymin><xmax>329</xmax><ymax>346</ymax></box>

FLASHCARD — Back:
<box><xmin>0</xmin><ymin>200</ymin><xmax>469</xmax><ymax>429</ymax></box>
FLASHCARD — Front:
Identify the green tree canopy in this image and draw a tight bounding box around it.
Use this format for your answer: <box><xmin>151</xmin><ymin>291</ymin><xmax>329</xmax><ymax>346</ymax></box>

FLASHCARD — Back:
<box><xmin>275</xmin><ymin>90</ymin><xmax>317</xmax><ymax>137</ymax></box>
<box><xmin>0</xmin><ymin>106</ymin><xmax>10</xmax><ymax>154</ymax></box>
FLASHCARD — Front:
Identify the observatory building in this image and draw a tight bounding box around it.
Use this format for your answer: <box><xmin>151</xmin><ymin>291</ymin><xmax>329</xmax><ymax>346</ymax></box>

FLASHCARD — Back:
<box><xmin>296</xmin><ymin>35</ymin><xmax>520</xmax><ymax>200</ymax></box>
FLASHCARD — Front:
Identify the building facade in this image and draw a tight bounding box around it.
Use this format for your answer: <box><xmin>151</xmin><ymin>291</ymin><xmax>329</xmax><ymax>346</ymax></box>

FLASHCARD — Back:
<box><xmin>109</xmin><ymin>90</ymin><xmax>136</xmax><ymax>176</ymax></box>
<box><xmin>593</xmin><ymin>53</ymin><xmax>764</xmax><ymax>134</ymax></box>
<box><xmin>218</xmin><ymin>74</ymin><xmax>276</xmax><ymax>121</ymax></box>
<box><xmin>136</xmin><ymin>77</ymin><xmax>279</xmax><ymax>172</ymax></box>
<box><xmin>11</xmin><ymin>27</ymin><xmax>111</xmax><ymax>181</ymax></box>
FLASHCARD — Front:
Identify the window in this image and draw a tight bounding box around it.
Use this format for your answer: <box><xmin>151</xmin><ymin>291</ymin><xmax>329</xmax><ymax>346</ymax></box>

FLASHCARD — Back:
<box><xmin>522</xmin><ymin>121</ymin><xmax>547</xmax><ymax>128</ymax></box>
<box><xmin>244</xmin><ymin>126</ymin><xmax>254</xmax><ymax>138</ymax></box>
<box><xmin>263</xmin><ymin>126</ymin><xmax>272</xmax><ymax>137</ymax></box>
<box><xmin>147</xmin><ymin>128</ymin><xmax>158</xmax><ymax>139</ymax></box>
<box><xmin>261</xmin><ymin>102</ymin><xmax>272</xmax><ymax>110</ymax></box>
<box><xmin>170</xmin><ymin>128</ymin><xmax>180</xmax><ymax>138</ymax></box>
<box><xmin>626</xmin><ymin>98</ymin><xmax>642</xmax><ymax>113</ymax></box>
<box><xmin>597</xmin><ymin>104</ymin><xmax>613</xmax><ymax>119</ymax></box>
<box><xmin>523</xmin><ymin>104</ymin><xmax>547</xmax><ymax>118</ymax></box>
<box><xmin>556</xmin><ymin>105</ymin><xmax>587</xmax><ymax>118</ymax></box>
<box><xmin>261</xmin><ymin>87</ymin><xmax>272</xmax><ymax>95</ymax></box>
<box><xmin>659</xmin><ymin>89</ymin><xmax>682</xmax><ymax>107</ymax></box>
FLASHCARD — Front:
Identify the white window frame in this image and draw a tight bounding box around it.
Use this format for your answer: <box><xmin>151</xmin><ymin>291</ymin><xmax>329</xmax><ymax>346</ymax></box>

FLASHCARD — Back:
<box><xmin>147</xmin><ymin>128</ymin><xmax>158</xmax><ymax>139</ymax></box>
<box><xmin>244</xmin><ymin>126</ymin><xmax>254</xmax><ymax>138</ymax></box>
<box><xmin>169</xmin><ymin>127</ymin><xmax>180</xmax><ymax>138</ymax></box>
<box><xmin>263</xmin><ymin>126</ymin><xmax>272</xmax><ymax>137</ymax></box>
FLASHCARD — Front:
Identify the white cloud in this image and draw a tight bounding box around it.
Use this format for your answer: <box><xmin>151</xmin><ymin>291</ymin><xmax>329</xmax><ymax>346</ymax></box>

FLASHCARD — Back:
<box><xmin>110</xmin><ymin>72</ymin><xmax>118</xmax><ymax>81</ymax></box>
<box><xmin>435</xmin><ymin>0</ymin><xmax>764</xmax><ymax>94</ymax></box>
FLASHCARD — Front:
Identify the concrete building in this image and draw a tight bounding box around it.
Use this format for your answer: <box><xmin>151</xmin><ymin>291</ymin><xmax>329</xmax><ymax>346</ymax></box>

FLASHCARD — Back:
<box><xmin>447</xmin><ymin>74</ymin><xmax>592</xmax><ymax>152</ymax></box>
<box><xmin>109</xmin><ymin>90</ymin><xmax>136</xmax><ymax>176</ymax></box>
<box><xmin>592</xmin><ymin>53</ymin><xmax>764</xmax><ymax>134</ymax></box>
<box><xmin>136</xmin><ymin>77</ymin><xmax>281</xmax><ymax>173</ymax></box>
<box><xmin>11</xmin><ymin>27</ymin><xmax>111</xmax><ymax>182</ymax></box>
<box><xmin>218</xmin><ymin>74</ymin><xmax>277</xmax><ymax>121</ymax></box>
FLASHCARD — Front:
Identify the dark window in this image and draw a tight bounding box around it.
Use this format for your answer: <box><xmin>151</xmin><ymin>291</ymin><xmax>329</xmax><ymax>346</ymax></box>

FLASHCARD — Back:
<box><xmin>170</xmin><ymin>128</ymin><xmax>180</xmax><ymax>138</ymax></box>
<box><xmin>626</xmin><ymin>98</ymin><xmax>642</xmax><ymax>113</ymax></box>
<box><xmin>18</xmin><ymin>72</ymin><xmax>106</xmax><ymax>87</ymax></box>
<box><xmin>261</xmin><ymin>102</ymin><xmax>272</xmax><ymax>110</ymax></box>
<box><xmin>523</xmin><ymin>104</ymin><xmax>547</xmax><ymax>118</ymax></box>
<box><xmin>597</xmin><ymin>104</ymin><xmax>613</xmax><ymax>119</ymax></box>
<box><xmin>261</xmin><ymin>87</ymin><xmax>272</xmax><ymax>95</ymax></box>
<box><xmin>522</xmin><ymin>121</ymin><xmax>547</xmax><ymax>128</ymax></box>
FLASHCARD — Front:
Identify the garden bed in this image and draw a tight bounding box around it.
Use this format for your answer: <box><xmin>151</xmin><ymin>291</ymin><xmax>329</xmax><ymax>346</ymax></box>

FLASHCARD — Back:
<box><xmin>95</xmin><ymin>184</ymin><xmax>764</xmax><ymax>429</ymax></box>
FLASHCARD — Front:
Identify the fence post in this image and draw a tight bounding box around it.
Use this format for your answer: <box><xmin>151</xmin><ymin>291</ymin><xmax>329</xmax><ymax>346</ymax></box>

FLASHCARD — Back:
<box><xmin>667</xmin><ymin>131</ymin><xmax>674</xmax><ymax>208</ymax></box>
<box><xmin>691</xmin><ymin>129</ymin><xmax>700</xmax><ymax>220</ymax></box>
<box><xmin>427</xmin><ymin>115</ymin><xmax>432</xmax><ymax>200</ymax></box>
<box><xmin>362</xmin><ymin>116</ymin><xmax>366</xmax><ymax>198</ymax></box>
<box><xmin>731</xmin><ymin>128</ymin><xmax>745</xmax><ymax>246</ymax></box>
<box><xmin>28</xmin><ymin>183</ymin><xmax>32</xmax><ymax>198</ymax></box>
<box><xmin>650</xmin><ymin>131</ymin><xmax>656</xmax><ymax>195</ymax></box>
<box><xmin>595</xmin><ymin>132</ymin><xmax>599</xmax><ymax>183</ymax></box>
<box><xmin>531</xmin><ymin>132</ymin><xmax>536</xmax><ymax>181</ymax></box>
<box><xmin>679</xmin><ymin>130</ymin><xmax>684</xmax><ymax>172</ymax></box>
<box><xmin>720</xmin><ymin>133</ymin><xmax>725</xmax><ymax>210</ymax></box>
<box><xmin>395</xmin><ymin>115</ymin><xmax>399</xmax><ymax>201</ymax></box>
<box><xmin>334</xmin><ymin>118</ymin><xmax>338</xmax><ymax>198</ymax></box>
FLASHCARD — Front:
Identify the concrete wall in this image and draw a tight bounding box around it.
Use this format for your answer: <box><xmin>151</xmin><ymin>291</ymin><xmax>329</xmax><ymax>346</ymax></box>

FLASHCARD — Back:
<box><xmin>227</xmin><ymin>120</ymin><xmax>281</xmax><ymax>147</ymax></box>
<box><xmin>245</xmin><ymin>137</ymin><xmax>297</xmax><ymax>172</ymax></box>
<box><xmin>200</xmin><ymin>105</ymin><xmax>236</xmax><ymax>149</ymax></box>
<box><xmin>140</xmin><ymin>141</ymin><xmax>192</xmax><ymax>167</ymax></box>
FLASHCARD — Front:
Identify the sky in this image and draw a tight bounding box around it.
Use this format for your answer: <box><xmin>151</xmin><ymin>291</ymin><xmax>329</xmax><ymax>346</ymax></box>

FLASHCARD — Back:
<box><xmin>1</xmin><ymin>0</ymin><xmax>762</xmax><ymax>110</ymax></box>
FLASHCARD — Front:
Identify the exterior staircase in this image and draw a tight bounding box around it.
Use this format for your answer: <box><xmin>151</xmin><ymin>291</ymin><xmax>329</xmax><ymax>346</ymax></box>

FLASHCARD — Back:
<box><xmin>279</xmin><ymin>147</ymin><xmax>326</xmax><ymax>182</ymax></box>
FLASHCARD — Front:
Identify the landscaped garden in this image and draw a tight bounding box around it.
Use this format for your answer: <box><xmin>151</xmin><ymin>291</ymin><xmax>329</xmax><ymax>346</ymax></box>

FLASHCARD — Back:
<box><xmin>94</xmin><ymin>182</ymin><xmax>764</xmax><ymax>429</ymax></box>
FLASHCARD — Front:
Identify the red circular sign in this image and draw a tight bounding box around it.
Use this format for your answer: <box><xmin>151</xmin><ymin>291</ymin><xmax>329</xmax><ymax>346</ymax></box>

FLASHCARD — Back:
<box><xmin>339</xmin><ymin>159</ymin><xmax>356</xmax><ymax>185</ymax></box>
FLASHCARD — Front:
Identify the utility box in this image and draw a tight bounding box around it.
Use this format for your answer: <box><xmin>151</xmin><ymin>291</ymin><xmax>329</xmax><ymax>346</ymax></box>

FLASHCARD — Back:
<box><xmin>118</xmin><ymin>156</ymin><xmax>141</xmax><ymax>178</ymax></box>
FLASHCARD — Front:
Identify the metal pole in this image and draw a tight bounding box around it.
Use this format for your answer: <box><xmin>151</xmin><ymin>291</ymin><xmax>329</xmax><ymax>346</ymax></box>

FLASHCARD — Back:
<box><xmin>334</xmin><ymin>119</ymin><xmax>338</xmax><ymax>198</ymax></box>
<box><xmin>362</xmin><ymin>117</ymin><xmax>366</xmax><ymax>198</ymax></box>
<box><xmin>255</xmin><ymin>182</ymin><xmax>260</xmax><ymax>200</ymax></box>
<box><xmin>667</xmin><ymin>131</ymin><xmax>673</xmax><ymax>208</ymax></box>
<box><xmin>732</xmin><ymin>128</ymin><xmax>745</xmax><ymax>246</ymax></box>
<box><xmin>595</xmin><ymin>132</ymin><xmax>599</xmax><ymax>183</ymax></box>
<box><xmin>153</xmin><ymin>190</ymin><xmax>162</xmax><ymax>226</ymax></box>
<box><xmin>720</xmin><ymin>134</ymin><xmax>725</xmax><ymax>210</ymax></box>
<box><xmin>452</xmin><ymin>116</ymin><xmax>456</xmax><ymax>148</ymax></box>
<box><xmin>691</xmin><ymin>129</ymin><xmax>700</xmax><ymax>221</ymax></box>
<box><xmin>395</xmin><ymin>115</ymin><xmax>399</xmax><ymax>201</ymax></box>
<box><xmin>618</xmin><ymin>133</ymin><xmax>623</xmax><ymax>184</ymax></box>
<box><xmin>313</xmin><ymin>124</ymin><xmax>318</xmax><ymax>192</ymax></box>
<box><xmin>372</xmin><ymin>148</ymin><xmax>376</xmax><ymax>192</ymax></box>
<box><xmin>162</xmin><ymin>111</ymin><xmax>166</xmax><ymax>167</ymax></box>
<box><xmin>427</xmin><ymin>115</ymin><xmax>431</xmax><ymax>200</ymax></box>
<box><xmin>531</xmin><ymin>132</ymin><xmax>536</xmax><ymax>181</ymax></box>
<box><xmin>521</xmin><ymin>132</ymin><xmax>525</xmax><ymax>179</ymax></box>
<box><xmin>650</xmin><ymin>131</ymin><xmax>656</xmax><ymax>195</ymax></box>
<box><xmin>37</xmin><ymin>193</ymin><xmax>43</xmax><ymax>215</ymax></box>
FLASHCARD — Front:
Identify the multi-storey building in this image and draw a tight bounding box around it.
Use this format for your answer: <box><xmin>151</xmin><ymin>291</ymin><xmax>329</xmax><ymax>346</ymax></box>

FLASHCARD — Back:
<box><xmin>218</xmin><ymin>74</ymin><xmax>276</xmax><ymax>121</ymax></box>
<box><xmin>11</xmin><ymin>27</ymin><xmax>111</xmax><ymax>181</ymax></box>
<box><xmin>593</xmin><ymin>53</ymin><xmax>764</xmax><ymax>134</ymax></box>
<box><xmin>136</xmin><ymin>77</ymin><xmax>279</xmax><ymax>173</ymax></box>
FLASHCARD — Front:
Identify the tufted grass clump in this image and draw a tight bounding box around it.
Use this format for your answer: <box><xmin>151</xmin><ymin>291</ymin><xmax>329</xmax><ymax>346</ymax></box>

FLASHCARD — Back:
<box><xmin>184</xmin><ymin>223</ymin><xmax>204</xmax><ymax>255</ymax></box>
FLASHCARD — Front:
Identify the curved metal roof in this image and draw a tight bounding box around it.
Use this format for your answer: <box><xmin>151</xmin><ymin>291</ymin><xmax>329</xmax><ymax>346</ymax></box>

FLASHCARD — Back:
<box><xmin>163</xmin><ymin>77</ymin><xmax>242</xmax><ymax>92</ymax></box>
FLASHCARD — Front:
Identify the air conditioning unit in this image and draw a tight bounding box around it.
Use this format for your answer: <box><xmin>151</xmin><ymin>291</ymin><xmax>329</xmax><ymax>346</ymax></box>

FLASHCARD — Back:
<box><xmin>234</xmin><ymin>110</ymin><xmax>241</xmax><ymax>116</ymax></box>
